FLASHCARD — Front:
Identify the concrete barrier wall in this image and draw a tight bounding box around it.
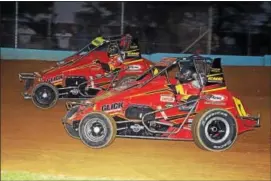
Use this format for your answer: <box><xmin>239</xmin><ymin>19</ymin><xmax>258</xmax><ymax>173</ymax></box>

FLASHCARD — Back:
<box><xmin>1</xmin><ymin>47</ymin><xmax>270</xmax><ymax>66</ymax></box>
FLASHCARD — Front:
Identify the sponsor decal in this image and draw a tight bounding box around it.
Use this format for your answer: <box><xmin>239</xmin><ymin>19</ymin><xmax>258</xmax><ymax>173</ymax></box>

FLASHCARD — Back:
<box><xmin>46</xmin><ymin>75</ymin><xmax>63</xmax><ymax>83</ymax></box>
<box><xmin>202</xmin><ymin>111</ymin><xmax>228</xmax><ymax>125</ymax></box>
<box><xmin>127</xmin><ymin>52</ymin><xmax>140</xmax><ymax>57</ymax></box>
<box><xmin>204</xmin><ymin>101</ymin><xmax>226</xmax><ymax>106</ymax></box>
<box><xmin>208</xmin><ymin>76</ymin><xmax>223</xmax><ymax>81</ymax></box>
<box><xmin>102</xmin><ymin>102</ymin><xmax>123</xmax><ymax>112</ymax></box>
<box><xmin>160</xmin><ymin>95</ymin><xmax>175</xmax><ymax>103</ymax></box>
<box><xmin>127</xmin><ymin>64</ymin><xmax>141</xmax><ymax>71</ymax></box>
<box><xmin>130</xmin><ymin>124</ymin><xmax>144</xmax><ymax>133</ymax></box>
<box><xmin>204</xmin><ymin>94</ymin><xmax>227</xmax><ymax>102</ymax></box>
<box><xmin>203</xmin><ymin>94</ymin><xmax>227</xmax><ymax>105</ymax></box>
<box><xmin>179</xmin><ymin>104</ymin><xmax>194</xmax><ymax>111</ymax></box>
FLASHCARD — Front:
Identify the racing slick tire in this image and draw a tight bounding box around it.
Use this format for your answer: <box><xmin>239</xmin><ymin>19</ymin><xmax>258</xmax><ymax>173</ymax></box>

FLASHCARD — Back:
<box><xmin>31</xmin><ymin>82</ymin><xmax>59</xmax><ymax>109</ymax></box>
<box><xmin>115</xmin><ymin>75</ymin><xmax>138</xmax><ymax>88</ymax></box>
<box><xmin>62</xmin><ymin>105</ymin><xmax>80</xmax><ymax>139</ymax></box>
<box><xmin>78</xmin><ymin>111</ymin><xmax>117</xmax><ymax>149</ymax></box>
<box><xmin>192</xmin><ymin>108</ymin><xmax>238</xmax><ymax>152</ymax></box>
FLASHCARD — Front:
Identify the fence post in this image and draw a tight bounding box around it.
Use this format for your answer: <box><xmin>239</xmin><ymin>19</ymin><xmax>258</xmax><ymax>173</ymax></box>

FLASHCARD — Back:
<box><xmin>120</xmin><ymin>2</ymin><xmax>125</xmax><ymax>35</ymax></box>
<box><xmin>14</xmin><ymin>1</ymin><xmax>19</xmax><ymax>48</ymax></box>
<box><xmin>207</xmin><ymin>5</ymin><xmax>213</xmax><ymax>54</ymax></box>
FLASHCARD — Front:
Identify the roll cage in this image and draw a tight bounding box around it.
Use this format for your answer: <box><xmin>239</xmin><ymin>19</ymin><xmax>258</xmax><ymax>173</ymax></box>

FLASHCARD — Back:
<box><xmin>137</xmin><ymin>55</ymin><xmax>213</xmax><ymax>88</ymax></box>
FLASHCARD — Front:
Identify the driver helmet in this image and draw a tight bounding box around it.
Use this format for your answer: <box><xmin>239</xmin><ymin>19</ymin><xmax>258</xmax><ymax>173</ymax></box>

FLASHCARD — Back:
<box><xmin>107</xmin><ymin>43</ymin><xmax>119</xmax><ymax>57</ymax></box>
<box><xmin>176</xmin><ymin>63</ymin><xmax>207</xmax><ymax>89</ymax></box>
<box><xmin>176</xmin><ymin>65</ymin><xmax>195</xmax><ymax>84</ymax></box>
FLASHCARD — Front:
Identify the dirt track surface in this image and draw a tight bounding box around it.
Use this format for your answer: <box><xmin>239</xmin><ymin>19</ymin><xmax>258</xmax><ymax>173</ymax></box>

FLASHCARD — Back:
<box><xmin>1</xmin><ymin>60</ymin><xmax>270</xmax><ymax>180</ymax></box>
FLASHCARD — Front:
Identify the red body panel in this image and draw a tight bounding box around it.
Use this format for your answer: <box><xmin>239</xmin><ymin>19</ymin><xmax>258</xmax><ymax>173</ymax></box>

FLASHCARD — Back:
<box><xmin>22</xmin><ymin>49</ymin><xmax>153</xmax><ymax>96</ymax></box>
<box><xmin>41</xmin><ymin>51</ymin><xmax>109</xmax><ymax>82</ymax></box>
<box><xmin>42</xmin><ymin>57</ymin><xmax>152</xmax><ymax>86</ymax></box>
<box><xmin>70</xmin><ymin>78</ymin><xmax>258</xmax><ymax>139</ymax></box>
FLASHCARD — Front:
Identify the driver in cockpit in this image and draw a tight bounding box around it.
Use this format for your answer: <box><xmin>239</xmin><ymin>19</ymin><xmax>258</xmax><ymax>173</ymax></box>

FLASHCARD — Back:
<box><xmin>172</xmin><ymin>64</ymin><xmax>206</xmax><ymax>110</ymax></box>
<box><xmin>107</xmin><ymin>51</ymin><xmax>126</xmax><ymax>71</ymax></box>
<box><xmin>107</xmin><ymin>34</ymin><xmax>141</xmax><ymax>71</ymax></box>
<box><xmin>174</xmin><ymin>63</ymin><xmax>207</xmax><ymax>101</ymax></box>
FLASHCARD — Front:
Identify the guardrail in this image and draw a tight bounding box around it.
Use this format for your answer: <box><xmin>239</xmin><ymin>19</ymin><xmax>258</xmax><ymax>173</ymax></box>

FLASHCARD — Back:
<box><xmin>1</xmin><ymin>47</ymin><xmax>270</xmax><ymax>66</ymax></box>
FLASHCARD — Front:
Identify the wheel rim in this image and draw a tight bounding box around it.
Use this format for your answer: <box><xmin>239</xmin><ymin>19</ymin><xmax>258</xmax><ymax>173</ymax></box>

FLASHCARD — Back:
<box><xmin>83</xmin><ymin>118</ymin><xmax>107</xmax><ymax>142</ymax></box>
<box><xmin>34</xmin><ymin>85</ymin><xmax>56</xmax><ymax>105</ymax></box>
<box><xmin>204</xmin><ymin>117</ymin><xmax>230</xmax><ymax>144</ymax></box>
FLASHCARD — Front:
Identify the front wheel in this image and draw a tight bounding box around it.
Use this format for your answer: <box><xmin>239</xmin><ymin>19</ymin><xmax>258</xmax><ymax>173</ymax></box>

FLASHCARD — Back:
<box><xmin>32</xmin><ymin>82</ymin><xmax>59</xmax><ymax>109</ymax></box>
<box><xmin>79</xmin><ymin>112</ymin><xmax>117</xmax><ymax>149</ymax></box>
<box><xmin>192</xmin><ymin>108</ymin><xmax>238</xmax><ymax>152</ymax></box>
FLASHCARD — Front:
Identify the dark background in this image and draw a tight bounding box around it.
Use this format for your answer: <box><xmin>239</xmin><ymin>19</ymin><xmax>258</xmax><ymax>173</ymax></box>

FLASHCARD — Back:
<box><xmin>1</xmin><ymin>1</ymin><xmax>271</xmax><ymax>55</ymax></box>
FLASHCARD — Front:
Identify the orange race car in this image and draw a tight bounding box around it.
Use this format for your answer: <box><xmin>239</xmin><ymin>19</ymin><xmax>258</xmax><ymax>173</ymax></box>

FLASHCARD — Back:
<box><xmin>18</xmin><ymin>34</ymin><xmax>153</xmax><ymax>109</ymax></box>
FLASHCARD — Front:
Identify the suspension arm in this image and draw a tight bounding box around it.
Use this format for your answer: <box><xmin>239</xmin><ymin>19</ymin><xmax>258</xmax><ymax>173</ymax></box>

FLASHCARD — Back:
<box><xmin>141</xmin><ymin>99</ymin><xmax>200</xmax><ymax>134</ymax></box>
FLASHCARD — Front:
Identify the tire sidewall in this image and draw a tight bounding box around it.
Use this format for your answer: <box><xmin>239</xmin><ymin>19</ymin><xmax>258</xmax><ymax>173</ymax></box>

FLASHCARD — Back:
<box><xmin>196</xmin><ymin>109</ymin><xmax>237</xmax><ymax>151</ymax></box>
<box><xmin>64</xmin><ymin>124</ymin><xmax>80</xmax><ymax>139</ymax></box>
<box><xmin>79</xmin><ymin>112</ymin><xmax>115</xmax><ymax>148</ymax></box>
<box><xmin>32</xmin><ymin>82</ymin><xmax>59</xmax><ymax>109</ymax></box>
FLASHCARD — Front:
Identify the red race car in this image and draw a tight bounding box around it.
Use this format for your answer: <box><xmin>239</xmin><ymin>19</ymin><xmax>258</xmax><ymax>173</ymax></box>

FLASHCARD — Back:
<box><xmin>62</xmin><ymin>55</ymin><xmax>260</xmax><ymax>152</ymax></box>
<box><xmin>18</xmin><ymin>35</ymin><xmax>154</xmax><ymax>109</ymax></box>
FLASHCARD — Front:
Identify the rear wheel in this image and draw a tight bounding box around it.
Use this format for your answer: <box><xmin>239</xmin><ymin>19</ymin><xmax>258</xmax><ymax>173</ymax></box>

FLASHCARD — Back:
<box><xmin>115</xmin><ymin>75</ymin><xmax>138</xmax><ymax>88</ymax></box>
<box><xmin>32</xmin><ymin>82</ymin><xmax>59</xmax><ymax>109</ymax></box>
<box><xmin>62</xmin><ymin>106</ymin><xmax>80</xmax><ymax>139</ymax></box>
<box><xmin>79</xmin><ymin>112</ymin><xmax>117</xmax><ymax>149</ymax></box>
<box><xmin>192</xmin><ymin>108</ymin><xmax>238</xmax><ymax>152</ymax></box>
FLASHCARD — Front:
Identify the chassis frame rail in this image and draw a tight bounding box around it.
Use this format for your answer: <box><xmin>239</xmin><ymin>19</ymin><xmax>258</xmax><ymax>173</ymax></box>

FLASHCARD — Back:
<box><xmin>18</xmin><ymin>73</ymin><xmax>36</xmax><ymax>81</ymax></box>
<box><xmin>141</xmin><ymin>99</ymin><xmax>199</xmax><ymax>135</ymax></box>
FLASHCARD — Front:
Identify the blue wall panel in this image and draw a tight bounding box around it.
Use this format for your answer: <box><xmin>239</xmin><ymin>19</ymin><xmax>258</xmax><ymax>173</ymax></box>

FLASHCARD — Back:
<box><xmin>264</xmin><ymin>55</ymin><xmax>271</xmax><ymax>66</ymax></box>
<box><xmin>0</xmin><ymin>48</ymin><xmax>75</xmax><ymax>61</ymax></box>
<box><xmin>1</xmin><ymin>47</ymin><xmax>270</xmax><ymax>66</ymax></box>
